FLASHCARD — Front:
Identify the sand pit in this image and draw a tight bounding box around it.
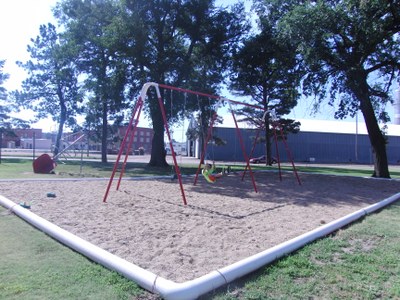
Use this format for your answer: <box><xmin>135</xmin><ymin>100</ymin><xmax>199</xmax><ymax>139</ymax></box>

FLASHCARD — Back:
<box><xmin>1</xmin><ymin>172</ymin><xmax>399</xmax><ymax>282</ymax></box>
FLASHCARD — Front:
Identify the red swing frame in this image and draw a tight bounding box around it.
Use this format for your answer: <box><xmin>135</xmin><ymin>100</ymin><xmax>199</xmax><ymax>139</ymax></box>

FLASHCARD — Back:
<box><xmin>103</xmin><ymin>82</ymin><xmax>266</xmax><ymax>205</ymax></box>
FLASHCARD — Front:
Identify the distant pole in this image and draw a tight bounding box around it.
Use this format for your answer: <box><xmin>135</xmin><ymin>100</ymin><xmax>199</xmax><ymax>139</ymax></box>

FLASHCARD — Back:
<box><xmin>33</xmin><ymin>131</ymin><xmax>36</xmax><ymax>161</ymax></box>
<box><xmin>355</xmin><ymin>112</ymin><xmax>358</xmax><ymax>162</ymax></box>
<box><xmin>0</xmin><ymin>133</ymin><xmax>2</xmax><ymax>164</ymax></box>
<box><xmin>80</xmin><ymin>146</ymin><xmax>84</xmax><ymax>174</ymax></box>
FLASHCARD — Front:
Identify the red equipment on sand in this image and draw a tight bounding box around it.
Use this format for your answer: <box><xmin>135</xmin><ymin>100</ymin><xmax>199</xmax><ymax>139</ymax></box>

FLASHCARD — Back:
<box><xmin>32</xmin><ymin>132</ymin><xmax>85</xmax><ymax>174</ymax></box>
<box><xmin>32</xmin><ymin>153</ymin><xmax>56</xmax><ymax>174</ymax></box>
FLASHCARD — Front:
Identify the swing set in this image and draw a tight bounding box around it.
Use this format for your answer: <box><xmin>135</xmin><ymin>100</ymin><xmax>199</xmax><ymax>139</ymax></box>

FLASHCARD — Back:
<box><xmin>103</xmin><ymin>82</ymin><xmax>300</xmax><ymax>205</ymax></box>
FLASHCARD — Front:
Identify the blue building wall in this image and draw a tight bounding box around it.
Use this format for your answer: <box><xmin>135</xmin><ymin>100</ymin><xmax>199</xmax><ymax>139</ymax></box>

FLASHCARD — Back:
<box><xmin>206</xmin><ymin>127</ymin><xmax>400</xmax><ymax>164</ymax></box>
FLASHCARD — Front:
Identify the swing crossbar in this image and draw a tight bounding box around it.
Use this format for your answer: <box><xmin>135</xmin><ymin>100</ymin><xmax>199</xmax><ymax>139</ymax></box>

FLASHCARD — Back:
<box><xmin>158</xmin><ymin>83</ymin><xmax>264</xmax><ymax>110</ymax></box>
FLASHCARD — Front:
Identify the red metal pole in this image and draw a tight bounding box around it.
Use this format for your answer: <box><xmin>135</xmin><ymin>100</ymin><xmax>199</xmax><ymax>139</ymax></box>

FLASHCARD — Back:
<box><xmin>241</xmin><ymin>128</ymin><xmax>261</xmax><ymax>181</ymax></box>
<box><xmin>157</xmin><ymin>95</ymin><xmax>188</xmax><ymax>205</ymax></box>
<box><xmin>193</xmin><ymin>111</ymin><xmax>219</xmax><ymax>185</ymax></box>
<box><xmin>277</xmin><ymin>123</ymin><xmax>302</xmax><ymax>185</ymax></box>
<box><xmin>103</xmin><ymin>97</ymin><xmax>142</xmax><ymax>203</ymax></box>
<box><xmin>230</xmin><ymin>106</ymin><xmax>258</xmax><ymax>193</ymax></box>
<box><xmin>116</xmin><ymin>99</ymin><xmax>144</xmax><ymax>190</ymax></box>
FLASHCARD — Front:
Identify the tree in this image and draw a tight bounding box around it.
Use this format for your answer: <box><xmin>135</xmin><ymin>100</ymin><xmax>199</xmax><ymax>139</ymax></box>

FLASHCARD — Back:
<box><xmin>54</xmin><ymin>0</ymin><xmax>247</xmax><ymax>166</ymax></box>
<box><xmin>13</xmin><ymin>23</ymin><xmax>82</xmax><ymax>158</ymax></box>
<box><xmin>0</xmin><ymin>60</ymin><xmax>29</xmax><ymax>163</ymax></box>
<box><xmin>122</xmin><ymin>0</ymin><xmax>248</xmax><ymax>167</ymax></box>
<box><xmin>55</xmin><ymin>0</ymin><xmax>130</xmax><ymax>163</ymax></box>
<box><xmin>229</xmin><ymin>19</ymin><xmax>301</xmax><ymax>165</ymax></box>
<box><xmin>271</xmin><ymin>0</ymin><xmax>400</xmax><ymax>177</ymax></box>
<box><xmin>0</xmin><ymin>60</ymin><xmax>29</xmax><ymax>133</ymax></box>
<box><xmin>0</xmin><ymin>60</ymin><xmax>12</xmax><ymax>130</ymax></box>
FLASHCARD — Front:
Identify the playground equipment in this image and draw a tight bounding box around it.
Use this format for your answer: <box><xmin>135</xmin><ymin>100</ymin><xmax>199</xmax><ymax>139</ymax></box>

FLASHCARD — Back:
<box><xmin>201</xmin><ymin>163</ymin><xmax>225</xmax><ymax>183</ymax></box>
<box><xmin>270</xmin><ymin>113</ymin><xmax>302</xmax><ymax>185</ymax></box>
<box><xmin>103</xmin><ymin>82</ymin><xmax>263</xmax><ymax>204</ymax></box>
<box><xmin>242</xmin><ymin>110</ymin><xmax>301</xmax><ymax>185</ymax></box>
<box><xmin>32</xmin><ymin>132</ymin><xmax>85</xmax><ymax>174</ymax></box>
<box><xmin>53</xmin><ymin>131</ymin><xmax>86</xmax><ymax>161</ymax></box>
<box><xmin>191</xmin><ymin>98</ymin><xmax>259</xmax><ymax>192</ymax></box>
<box><xmin>19</xmin><ymin>202</ymin><xmax>31</xmax><ymax>209</ymax></box>
<box><xmin>33</xmin><ymin>153</ymin><xmax>56</xmax><ymax>174</ymax></box>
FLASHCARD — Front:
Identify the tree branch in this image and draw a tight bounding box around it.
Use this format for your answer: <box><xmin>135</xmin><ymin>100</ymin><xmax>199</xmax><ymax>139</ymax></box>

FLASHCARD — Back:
<box><xmin>366</xmin><ymin>60</ymin><xmax>400</xmax><ymax>74</ymax></box>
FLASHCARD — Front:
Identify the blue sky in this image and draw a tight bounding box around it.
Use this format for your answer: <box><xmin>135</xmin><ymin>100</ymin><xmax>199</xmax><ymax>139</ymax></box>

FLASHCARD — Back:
<box><xmin>0</xmin><ymin>0</ymin><xmax>397</xmax><ymax>134</ymax></box>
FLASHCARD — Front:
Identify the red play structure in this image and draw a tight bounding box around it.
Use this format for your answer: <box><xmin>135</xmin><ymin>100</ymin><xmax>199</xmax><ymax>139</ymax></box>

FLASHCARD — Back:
<box><xmin>242</xmin><ymin>110</ymin><xmax>301</xmax><ymax>185</ymax></box>
<box><xmin>103</xmin><ymin>82</ymin><xmax>300</xmax><ymax>205</ymax></box>
<box><xmin>33</xmin><ymin>153</ymin><xmax>56</xmax><ymax>174</ymax></box>
<box><xmin>32</xmin><ymin>132</ymin><xmax>85</xmax><ymax>174</ymax></box>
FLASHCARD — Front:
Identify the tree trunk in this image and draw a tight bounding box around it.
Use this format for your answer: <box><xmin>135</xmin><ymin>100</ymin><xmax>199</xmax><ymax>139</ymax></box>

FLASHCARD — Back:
<box><xmin>263</xmin><ymin>92</ymin><xmax>273</xmax><ymax>166</ymax></box>
<box><xmin>265</xmin><ymin>116</ymin><xmax>273</xmax><ymax>166</ymax></box>
<box><xmin>54</xmin><ymin>116</ymin><xmax>65</xmax><ymax>158</ymax></box>
<box><xmin>53</xmin><ymin>99</ymin><xmax>67</xmax><ymax>159</ymax></box>
<box><xmin>148</xmin><ymin>94</ymin><xmax>169</xmax><ymax>167</ymax></box>
<box><xmin>360</xmin><ymin>99</ymin><xmax>390</xmax><ymax>178</ymax></box>
<box><xmin>199</xmin><ymin>109</ymin><xmax>209</xmax><ymax>165</ymax></box>
<box><xmin>101</xmin><ymin>100</ymin><xmax>108</xmax><ymax>163</ymax></box>
<box><xmin>349</xmin><ymin>70</ymin><xmax>390</xmax><ymax>178</ymax></box>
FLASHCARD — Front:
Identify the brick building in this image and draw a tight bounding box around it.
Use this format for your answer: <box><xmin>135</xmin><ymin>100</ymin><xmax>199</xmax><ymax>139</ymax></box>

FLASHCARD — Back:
<box><xmin>116</xmin><ymin>126</ymin><xmax>154</xmax><ymax>154</ymax></box>
<box><xmin>1</xmin><ymin>128</ymin><xmax>43</xmax><ymax>148</ymax></box>
<box><xmin>108</xmin><ymin>126</ymin><xmax>154</xmax><ymax>154</ymax></box>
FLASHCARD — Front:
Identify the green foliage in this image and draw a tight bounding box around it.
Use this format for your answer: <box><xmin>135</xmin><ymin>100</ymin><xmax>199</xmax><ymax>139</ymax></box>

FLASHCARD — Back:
<box><xmin>0</xmin><ymin>60</ymin><xmax>29</xmax><ymax>131</ymax></box>
<box><xmin>15</xmin><ymin>23</ymin><xmax>82</xmax><ymax>122</ymax></box>
<box><xmin>229</xmin><ymin>21</ymin><xmax>301</xmax><ymax>118</ymax></box>
<box><xmin>255</xmin><ymin>0</ymin><xmax>400</xmax><ymax>177</ymax></box>
<box><xmin>55</xmin><ymin>0</ymin><xmax>131</xmax><ymax>163</ymax></box>
<box><xmin>0</xmin><ymin>60</ymin><xmax>8</xmax><ymax>101</ymax></box>
<box><xmin>118</xmin><ymin>0</ymin><xmax>249</xmax><ymax>167</ymax></box>
<box><xmin>277</xmin><ymin>0</ymin><xmax>400</xmax><ymax>119</ymax></box>
<box><xmin>229</xmin><ymin>17</ymin><xmax>302</xmax><ymax>165</ymax></box>
<box><xmin>52</xmin><ymin>0</ymin><xmax>248</xmax><ymax>165</ymax></box>
<box><xmin>12</xmin><ymin>23</ymin><xmax>83</xmax><ymax>157</ymax></box>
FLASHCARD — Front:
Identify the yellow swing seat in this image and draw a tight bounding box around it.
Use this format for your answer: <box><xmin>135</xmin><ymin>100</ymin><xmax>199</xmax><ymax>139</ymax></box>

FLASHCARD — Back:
<box><xmin>202</xmin><ymin>169</ymin><xmax>217</xmax><ymax>183</ymax></box>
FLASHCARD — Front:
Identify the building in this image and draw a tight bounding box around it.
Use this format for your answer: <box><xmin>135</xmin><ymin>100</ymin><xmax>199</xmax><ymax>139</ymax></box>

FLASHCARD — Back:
<box><xmin>113</xmin><ymin>126</ymin><xmax>154</xmax><ymax>155</ymax></box>
<box><xmin>20</xmin><ymin>138</ymin><xmax>52</xmax><ymax>150</ymax></box>
<box><xmin>1</xmin><ymin>128</ymin><xmax>45</xmax><ymax>149</ymax></box>
<box><xmin>394</xmin><ymin>88</ymin><xmax>400</xmax><ymax>125</ymax></box>
<box><xmin>197</xmin><ymin>123</ymin><xmax>400</xmax><ymax>165</ymax></box>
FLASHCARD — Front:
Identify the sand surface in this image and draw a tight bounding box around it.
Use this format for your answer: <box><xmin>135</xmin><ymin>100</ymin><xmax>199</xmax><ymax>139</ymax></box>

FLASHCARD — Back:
<box><xmin>1</xmin><ymin>171</ymin><xmax>399</xmax><ymax>282</ymax></box>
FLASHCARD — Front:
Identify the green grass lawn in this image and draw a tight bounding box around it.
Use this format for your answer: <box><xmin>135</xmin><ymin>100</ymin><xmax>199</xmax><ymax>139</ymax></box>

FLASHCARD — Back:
<box><xmin>1</xmin><ymin>157</ymin><xmax>400</xmax><ymax>179</ymax></box>
<box><xmin>0</xmin><ymin>207</ymin><xmax>146</xmax><ymax>300</ymax></box>
<box><xmin>206</xmin><ymin>201</ymin><xmax>400</xmax><ymax>300</ymax></box>
<box><xmin>0</xmin><ymin>158</ymin><xmax>399</xmax><ymax>299</ymax></box>
<box><xmin>294</xmin><ymin>165</ymin><xmax>400</xmax><ymax>178</ymax></box>
<box><xmin>0</xmin><ymin>157</ymin><xmax>206</xmax><ymax>179</ymax></box>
